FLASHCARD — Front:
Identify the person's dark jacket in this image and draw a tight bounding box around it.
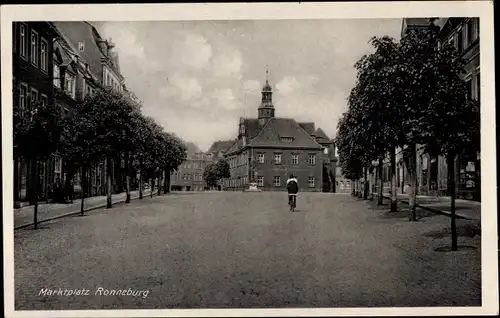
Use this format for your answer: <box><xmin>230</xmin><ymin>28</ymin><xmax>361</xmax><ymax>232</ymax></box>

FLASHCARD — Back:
<box><xmin>286</xmin><ymin>178</ymin><xmax>299</xmax><ymax>194</ymax></box>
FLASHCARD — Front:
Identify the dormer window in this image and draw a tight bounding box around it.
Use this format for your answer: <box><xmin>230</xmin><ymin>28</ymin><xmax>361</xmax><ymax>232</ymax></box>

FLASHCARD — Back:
<box><xmin>78</xmin><ymin>41</ymin><xmax>85</xmax><ymax>51</ymax></box>
<box><xmin>323</xmin><ymin>148</ymin><xmax>329</xmax><ymax>155</ymax></box>
<box><xmin>280</xmin><ymin>136</ymin><xmax>294</xmax><ymax>143</ymax></box>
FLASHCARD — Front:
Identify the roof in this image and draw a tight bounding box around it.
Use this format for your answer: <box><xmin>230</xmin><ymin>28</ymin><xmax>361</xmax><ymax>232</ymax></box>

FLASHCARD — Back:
<box><xmin>53</xmin><ymin>22</ymin><xmax>104</xmax><ymax>80</ymax></box>
<box><xmin>248</xmin><ymin>118</ymin><xmax>323</xmax><ymax>149</ymax></box>
<box><xmin>53</xmin><ymin>22</ymin><xmax>124</xmax><ymax>82</ymax></box>
<box><xmin>298</xmin><ymin>122</ymin><xmax>315</xmax><ymax>136</ymax></box>
<box><xmin>315</xmin><ymin>128</ymin><xmax>330</xmax><ymax>143</ymax></box>
<box><xmin>207</xmin><ymin>140</ymin><xmax>236</xmax><ymax>154</ymax></box>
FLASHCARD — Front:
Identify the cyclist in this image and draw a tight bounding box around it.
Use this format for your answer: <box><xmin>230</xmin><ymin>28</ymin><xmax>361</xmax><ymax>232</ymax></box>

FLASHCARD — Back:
<box><xmin>286</xmin><ymin>174</ymin><xmax>299</xmax><ymax>208</ymax></box>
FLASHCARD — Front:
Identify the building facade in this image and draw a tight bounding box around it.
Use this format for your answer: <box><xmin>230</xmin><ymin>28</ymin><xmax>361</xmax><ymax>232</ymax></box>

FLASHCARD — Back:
<box><xmin>13</xmin><ymin>21</ymin><xmax>136</xmax><ymax>206</ymax></box>
<box><xmin>374</xmin><ymin>18</ymin><xmax>481</xmax><ymax>201</ymax></box>
<box><xmin>13</xmin><ymin>22</ymin><xmax>57</xmax><ymax>204</ymax></box>
<box><xmin>53</xmin><ymin>22</ymin><xmax>131</xmax><ymax>198</ymax></box>
<box><xmin>170</xmin><ymin>152</ymin><xmax>213</xmax><ymax>191</ymax></box>
<box><xmin>223</xmin><ymin>75</ymin><xmax>337</xmax><ymax>192</ymax></box>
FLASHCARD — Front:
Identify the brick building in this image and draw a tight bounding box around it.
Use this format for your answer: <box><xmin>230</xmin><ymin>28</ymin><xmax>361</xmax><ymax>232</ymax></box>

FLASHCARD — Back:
<box><xmin>223</xmin><ymin>74</ymin><xmax>337</xmax><ymax>192</ymax></box>
<box><xmin>375</xmin><ymin>18</ymin><xmax>480</xmax><ymax>201</ymax></box>
<box><xmin>13</xmin><ymin>22</ymin><xmax>58</xmax><ymax>205</ymax></box>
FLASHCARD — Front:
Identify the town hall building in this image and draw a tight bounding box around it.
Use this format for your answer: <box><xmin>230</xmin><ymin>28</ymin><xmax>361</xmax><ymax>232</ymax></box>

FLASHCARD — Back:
<box><xmin>223</xmin><ymin>73</ymin><xmax>337</xmax><ymax>192</ymax></box>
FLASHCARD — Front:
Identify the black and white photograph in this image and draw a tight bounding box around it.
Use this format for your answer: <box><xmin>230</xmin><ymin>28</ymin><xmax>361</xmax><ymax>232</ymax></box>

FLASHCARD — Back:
<box><xmin>1</xmin><ymin>2</ymin><xmax>497</xmax><ymax>317</ymax></box>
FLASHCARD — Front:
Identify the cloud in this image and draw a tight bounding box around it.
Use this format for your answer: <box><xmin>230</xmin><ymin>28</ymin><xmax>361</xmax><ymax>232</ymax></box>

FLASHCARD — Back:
<box><xmin>160</xmin><ymin>74</ymin><xmax>203</xmax><ymax>102</ymax></box>
<box><xmin>243</xmin><ymin>79</ymin><xmax>261</xmax><ymax>94</ymax></box>
<box><xmin>171</xmin><ymin>34</ymin><xmax>213</xmax><ymax>70</ymax></box>
<box><xmin>276</xmin><ymin>75</ymin><xmax>318</xmax><ymax>96</ymax></box>
<box><xmin>211</xmin><ymin>48</ymin><xmax>243</xmax><ymax>78</ymax></box>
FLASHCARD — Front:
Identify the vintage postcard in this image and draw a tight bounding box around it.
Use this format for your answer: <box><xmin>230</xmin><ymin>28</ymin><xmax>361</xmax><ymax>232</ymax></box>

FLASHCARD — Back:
<box><xmin>1</xmin><ymin>2</ymin><xmax>497</xmax><ymax>317</ymax></box>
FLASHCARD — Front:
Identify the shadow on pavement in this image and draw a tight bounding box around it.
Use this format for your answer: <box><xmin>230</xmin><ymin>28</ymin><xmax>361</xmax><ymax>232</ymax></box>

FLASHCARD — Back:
<box><xmin>423</xmin><ymin>221</ymin><xmax>481</xmax><ymax>239</ymax></box>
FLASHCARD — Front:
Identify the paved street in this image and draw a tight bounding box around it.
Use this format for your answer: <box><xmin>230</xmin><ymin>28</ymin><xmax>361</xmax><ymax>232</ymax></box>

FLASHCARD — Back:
<box><xmin>15</xmin><ymin>192</ymin><xmax>481</xmax><ymax>309</ymax></box>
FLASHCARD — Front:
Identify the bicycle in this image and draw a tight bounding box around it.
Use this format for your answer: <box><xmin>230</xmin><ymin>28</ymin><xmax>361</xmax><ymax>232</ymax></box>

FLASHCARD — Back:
<box><xmin>288</xmin><ymin>195</ymin><xmax>296</xmax><ymax>212</ymax></box>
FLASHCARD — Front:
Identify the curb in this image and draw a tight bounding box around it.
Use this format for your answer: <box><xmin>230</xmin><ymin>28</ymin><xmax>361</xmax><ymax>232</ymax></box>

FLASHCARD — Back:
<box><xmin>375</xmin><ymin>194</ymin><xmax>473</xmax><ymax>220</ymax></box>
<box><xmin>14</xmin><ymin>192</ymin><xmax>153</xmax><ymax>230</ymax></box>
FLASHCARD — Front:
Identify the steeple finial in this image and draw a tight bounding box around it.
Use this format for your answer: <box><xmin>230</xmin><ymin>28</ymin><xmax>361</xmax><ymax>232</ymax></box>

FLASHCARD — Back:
<box><xmin>265</xmin><ymin>65</ymin><xmax>269</xmax><ymax>83</ymax></box>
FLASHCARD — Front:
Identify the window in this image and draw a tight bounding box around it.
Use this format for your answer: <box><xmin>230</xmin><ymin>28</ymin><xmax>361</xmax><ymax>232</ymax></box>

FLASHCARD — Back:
<box><xmin>273</xmin><ymin>176</ymin><xmax>281</xmax><ymax>187</ymax></box>
<box><xmin>30</xmin><ymin>88</ymin><xmax>38</xmax><ymax>105</ymax></box>
<box><xmin>40</xmin><ymin>38</ymin><xmax>48</xmax><ymax>72</ymax></box>
<box><xmin>292</xmin><ymin>154</ymin><xmax>299</xmax><ymax>165</ymax></box>
<box><xmin>86</xmin><ymin>84</ymin><xmax>92</xmax><ymax>96</ymax></box>
<box><xmin>323</xmin><ymin>148</ymin><xmax>329</xmax><ymax>155</ymax></box>
<box><xmin>308</xmin><ymin>154</ymin><xmax>316</xmax><ymax>165</ymax></box>
<box><xmin>308</xmin><ymin>177</ymin><xmax>315</xmax><ymax>188</ymax></box>
<box><xmin>78</xmin><ymin>41</ymin><xmax>85</xmax><ymax>51</ymax></box>
<box><xmin>64</xmin><ymin>73</ymin><xmax>76</xmax><ymax>98</ymax></box>
<box><xmin>257</xmin><ymin>153</ymin><xmax>264</xmax><ymax>163</ymax></box>
<box><xmin>41</xmin><ymin>94</ymin><xmax>47</xmax><ymax>106</ymax></box>
<box><xmin>54</xmin><ymin>157</ymin><xmax>62</xmax><ymax>182</ymax></box>
<box><xmin>30</xmin><ymin>30</ymin><xmax>38</xmax><ymax>66</ymax></box>
<box><xmin>274</xmin><ymin>154</ymin><xmax>282</xmax><ymax>164</ymax></box>
<box><xmin>20</xmin><ymin>24</ymin><xmax>27</xmax><ymax>58</ymax></box>
<box><xmin>257</xmin><ymin>176</ymin><xmax>264</xmax><ymax>187</ymax></box>
<box><xmin>53</xmin><ymin>64</ymin><xmax>61</xmax><ymax>88</ymax></box>
<box><xmin>19</xmin><ymin>83</ymin><xmax>27</xmax><ymax>116</ymax></box>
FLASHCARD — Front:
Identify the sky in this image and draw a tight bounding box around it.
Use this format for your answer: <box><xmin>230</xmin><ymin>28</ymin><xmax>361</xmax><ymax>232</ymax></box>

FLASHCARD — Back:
<box><xmin>94</xmin><ymin>19</ymin><xmax>402</xmax><ymax>152</ymax></box>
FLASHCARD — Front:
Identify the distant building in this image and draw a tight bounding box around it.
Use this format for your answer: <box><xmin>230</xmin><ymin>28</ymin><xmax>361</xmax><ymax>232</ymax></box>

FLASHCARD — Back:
<box><xmin>171</xmin><ymin>152</ymin><xmax>213</xmax><ymax>191</ymax></box>
<box><xmin>207</xmin><ymin>140</ymin><xmax>236</xmax><ymax>160</ymax></box>
<box><xmin>222</xmin><ymin>72</ymin><xmax>337</xmax><ymax>192</ymax></box>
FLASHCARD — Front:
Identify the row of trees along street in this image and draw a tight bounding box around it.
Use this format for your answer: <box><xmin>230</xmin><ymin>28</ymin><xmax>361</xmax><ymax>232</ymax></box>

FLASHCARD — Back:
<box><xmin>14</xmin><ymin>86</ymin><xmax>188</xmax><ymax>229</ymax></box>
<box><xmin>335</xmin><ymin>21</ymin><xmax>480</xmax><ymax>251</ymax></box>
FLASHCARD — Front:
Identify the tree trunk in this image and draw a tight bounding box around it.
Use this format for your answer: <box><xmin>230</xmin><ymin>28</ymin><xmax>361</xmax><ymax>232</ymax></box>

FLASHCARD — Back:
<box><xmin>378</xmin><ymin>156</ymin><xmax>384</xmax><ymax>205</ymax></box>
<box><xmin>390</xmin><ymin>147</ymin><xmax>398</xmax><ymax>212</ymax></box>
<box><xmin>447</xmin><ymin>153</ymin><xmax>458</xmax><ymax>251</ymax></box>
<box><xmin>125</xmin><ymin>153</ymin><xmax>131</xmax><ymax>203</ymax></box>
<box><xmin>150</xmin><ymin>179</ymin><xmax>154</xmax><ymax>198</ymax></box>
<box><xmin>139</xmin><ymin>161</ymin><xmax>143</xmax><ymax>200</ymax></box>
<box><xmin>80</xmin><ymin>166</ymin><xmax>86</xmax><ymax>216</ymax></box>
<box><xmin>32</xmin><ymin>159</ymin><xmax>39</xmax><ymax>229</ymax></box>
<box><xmin>106</xmin><ymin>157</ymin><xmax>112</xmax><ymax>208</ymax></box>
<box><xmin>404</xmin><ymin>144</ymin><xmax>418</xmax><ymax>221</ymax></box>
<box><xmin>363</xmin><ymin>167</ymin><xmax>369</xmax><ymax>200</ymax></box>
<box><xmin>157</xmin><ymin>174</ymin><xmax>162</xmax><ymax>196</ymax></box>
<box><xmin>164</xmin><ymin>166</ymin><xmax>171</xmax><ymax>194</ymax></box>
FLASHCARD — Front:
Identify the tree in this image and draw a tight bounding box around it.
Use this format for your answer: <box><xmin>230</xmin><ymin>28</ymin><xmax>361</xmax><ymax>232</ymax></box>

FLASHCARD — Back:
<box><xmin>391</xmin><ymin>25</ymin><xmax>440</xmax><ymax>220</ymax></box>
<box><xmin>349</xmin><ymin>36</ymin><xmax>400</xmax><ymax>207</ymax></box>
<box><xmin>160</xmin><ymin>133</ymin><xmax>187</xmax><ymax>195</ymax></box>
<box><xmin>13</xmin><ymin>101</ymin><xmax>63</xmax><ymax>229</ymax></box>
<box><xmin>419</xmin><ymin>37</ymin><xmax>480</xmax><ymax>250</ymax></box>
<box><xmin>59</xmin><ymin>104</ymin><xmax>103</xmax><ymax>216</ymax></box>
<box><xmin>203</xmin><ymin>159</ymin><xmax>230</xmax><ymax>189</ymax></box>
<box><xmin>79</xmin><ymin>87</ymin><xmax>141</xmax><ymax>208</ymax></box>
